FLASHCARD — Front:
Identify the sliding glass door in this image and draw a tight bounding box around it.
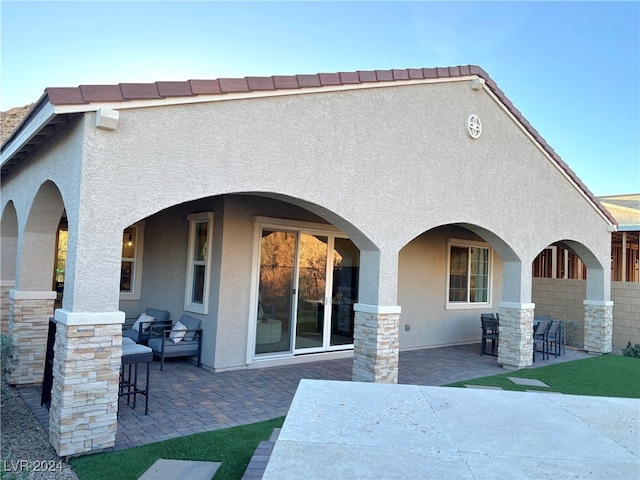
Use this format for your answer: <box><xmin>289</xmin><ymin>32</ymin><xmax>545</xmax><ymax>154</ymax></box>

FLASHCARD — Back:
<box><xmin>256</xmin><ymin>230</ymin><xmax>296</xmax><ymax>355</ymax></box>
<box><xmin>255</xmin><ymin>225</ymin><xmax>359</xmax><ymax>357</ymax></box>
<box><xmin>294</xmin><ymin>234</ymin><xmax>328</xmax><ymax>351</ymax></box>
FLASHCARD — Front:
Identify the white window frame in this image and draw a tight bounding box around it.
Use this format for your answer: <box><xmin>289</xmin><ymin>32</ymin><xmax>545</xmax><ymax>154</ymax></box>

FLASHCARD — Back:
<box><xmin>445</xmin><ymin>238</ymin><xmax>492</xmax><ymax>310</ymax></box>
<box><xmin>120</xmin><ymin>222</ymin><xmax>145</xmax><ymax>300</ymax></box>
<box><xmin>184</xmin><ymin>212</ymin><xmax>214</xmax><ymax>314</ymax></box>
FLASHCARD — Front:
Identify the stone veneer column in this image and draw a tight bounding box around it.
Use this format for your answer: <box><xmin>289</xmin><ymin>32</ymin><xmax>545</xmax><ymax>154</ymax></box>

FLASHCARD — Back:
<box><xmin>49</xmin><ymin>310</ymin><xmax>124</xmax><ymax>457</ymax></box>
<box><xmin>583</xmin><ymin>300</ymin><xmax>613</xmax><ymax>354</ymax></box>
<box><xmin>352</xmin><ymin>304</ymin><xmax>400</xmax><ymax>383</ymax></box>
<box><xmin>8</xmin><ymin>290</ymin><xmax>57</xmax><ymax>385</ymax></box>
<box><xmin>1</xmin><ymin>281</ymin><xmax>15</xmax><ymax>335</ymax></box>
<box><xmin>497</xmin><ymin>302</ymin><xmax>535</xmax><ymax>369</ymax></box>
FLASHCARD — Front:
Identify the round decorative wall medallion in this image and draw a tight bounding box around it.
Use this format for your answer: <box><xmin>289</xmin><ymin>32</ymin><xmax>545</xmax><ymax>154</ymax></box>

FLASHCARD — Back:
<box><xmin>466</xmin><ymin>114</ymin><xmax>482</xmax><ymax>139</ymax></box>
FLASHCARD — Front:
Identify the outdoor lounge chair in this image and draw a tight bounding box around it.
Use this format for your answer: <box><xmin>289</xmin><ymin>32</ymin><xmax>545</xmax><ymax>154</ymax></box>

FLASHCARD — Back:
<box><xmin>546</xmin><ymin>320</ymin><xmax>565</xmax><ymax>357</ymax></box>
<box><xmin>532</xmin><ymin>320</ymin><xmax>551</xmax><ymax>362</ymax></box>
<box><xmin>148</xmin><ymin>314</ymin><xmax>203</xmax><ymax>371</ymax></box>
<box><xmin>480</xmin><ymin>314</ymin><xmax>499</xmax><ymax>356</ymax></box>
<box><xmin>123</xmin><ymin>307</ymin><xmax>171</xmax><ymax>345</ymax></box>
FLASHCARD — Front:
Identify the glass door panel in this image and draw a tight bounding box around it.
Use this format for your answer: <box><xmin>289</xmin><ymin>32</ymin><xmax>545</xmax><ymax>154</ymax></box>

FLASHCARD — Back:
<box><xmin>330</xmin><ymin>238</ymin><xmax>359</xmax><ymax>347</ymax></box>
<box><xmin>256</xmin><ymin>230</ymin><xmax>296</xmax><ymax>355</ymax></box>
<box><xmin>295</xmin><ymin>234</ymin><xmax>328</xmax><ymax>350</ymax></box>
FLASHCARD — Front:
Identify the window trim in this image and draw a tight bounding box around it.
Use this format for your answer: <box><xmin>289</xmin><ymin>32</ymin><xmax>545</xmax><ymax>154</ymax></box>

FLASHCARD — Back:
<box><xmin>184</xmin><ymin>212</ymin><xmax>214</xmax><ymax>314</ymax></box>
<box><xmin>445</xmin><ymin>238</ymin><xmax>492</xmax><ymax>310</ymax></box>
<box><xmin>119</xmin><ymin>222</ymin><xmax>145</xmax><ymax>301</ymax></box>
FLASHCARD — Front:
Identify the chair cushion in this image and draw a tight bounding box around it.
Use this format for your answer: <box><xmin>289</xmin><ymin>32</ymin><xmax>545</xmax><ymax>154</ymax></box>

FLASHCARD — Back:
<box><xmin>148</xmin><ymin>338</ymin><xmax>200</xmax><ymax>355</ymax></box>
<box><xmin>170</xmin><ymin>321</ymin><xmax>188</xmax><ymax>344</ymax></box>
<box><xmin>123</xmin><ymin>329</ymin><xmax>139</xmax><ymax>342</ymax></box>
<box><xmin>133</xmin><ymin>312</ymin><xmax>155</xmax><ymax>332</ymax></box>
<box><xmin>176</xmin><ymin>314</ymin><xmax>201</xmax><ymax>342</ymax></box>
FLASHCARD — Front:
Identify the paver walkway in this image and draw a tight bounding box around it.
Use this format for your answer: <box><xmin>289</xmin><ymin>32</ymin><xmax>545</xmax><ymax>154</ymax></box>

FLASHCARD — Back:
<box><xmin>20</xmin><ymin>344</ymin><xmax>589</xmax><ymax>452</ymax></box>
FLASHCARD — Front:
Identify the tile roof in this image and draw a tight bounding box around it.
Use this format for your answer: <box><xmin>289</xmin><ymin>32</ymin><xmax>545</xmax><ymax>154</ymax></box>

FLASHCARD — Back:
<box><xmin>43</xmin><ymin>66</ymin><xmax>482</xmax><ymax>105</ymax></box>
<box><xmin>2</xmin><ymin>65</ymin><xmax>617</xmax><ymax>226</ymax></box>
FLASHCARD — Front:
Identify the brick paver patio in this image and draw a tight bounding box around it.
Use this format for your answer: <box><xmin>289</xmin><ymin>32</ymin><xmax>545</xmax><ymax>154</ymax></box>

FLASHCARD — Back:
<box><xmin>19</xmin><ymin>344</ymin><xmax>590</xmax><ymax>451</ymax></box>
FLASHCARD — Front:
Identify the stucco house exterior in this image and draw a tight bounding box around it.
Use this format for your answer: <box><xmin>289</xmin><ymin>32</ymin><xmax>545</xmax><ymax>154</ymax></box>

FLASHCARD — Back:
<box><xmin>1</xmin><ymin>65</ymin><xmax>616</xmax><ymax>456</ymax></box>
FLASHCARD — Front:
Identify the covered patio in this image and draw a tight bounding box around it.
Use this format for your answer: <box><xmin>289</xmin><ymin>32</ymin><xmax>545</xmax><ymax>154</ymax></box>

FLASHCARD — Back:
<box><xmin>19</xmin><ymin>344</ymin><xmax>590</xmax><ymax>452</ymax></box>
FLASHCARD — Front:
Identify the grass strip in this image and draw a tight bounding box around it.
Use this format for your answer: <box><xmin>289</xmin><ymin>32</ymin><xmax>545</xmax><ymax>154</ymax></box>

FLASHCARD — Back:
<box><xmin>69</xmin><ymin>416</ymin><xmax>285</xmax><ymax>480</ymax></box>
<box><xmin>447</xmin><ymin>354</ymin><xmax>640</xmax><ymax>398</ymax></box>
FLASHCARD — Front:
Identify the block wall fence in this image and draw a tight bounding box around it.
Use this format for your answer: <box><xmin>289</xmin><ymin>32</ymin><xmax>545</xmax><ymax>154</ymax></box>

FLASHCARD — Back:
<box><xmin>532</xmin><ymin>278</ymin><xmax>640</xmax><ymax>348</ymax></box>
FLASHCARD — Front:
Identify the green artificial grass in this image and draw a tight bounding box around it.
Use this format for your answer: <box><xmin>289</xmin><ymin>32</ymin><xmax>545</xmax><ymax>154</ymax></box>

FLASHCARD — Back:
<box><xmin>447</xmin><ymin>354</ymin><xmax>640</xmax><ymax>398</ymax></box>
<box><xmin>69</xmin><ymin>416</ymin><xmax>285</xmax><ymax>480</ymax></box>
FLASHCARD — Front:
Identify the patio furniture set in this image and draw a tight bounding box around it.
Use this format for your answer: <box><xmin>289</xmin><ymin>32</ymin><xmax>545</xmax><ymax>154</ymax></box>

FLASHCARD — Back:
<box><xmin>119</xmin><ymin>307</ymin><xmax>203</xmax><ymax>414</ymax></box>
<box><xmin>480</xmin><ymin>313</ymin><xmax>566</xmax><ymax>361</ymax></box>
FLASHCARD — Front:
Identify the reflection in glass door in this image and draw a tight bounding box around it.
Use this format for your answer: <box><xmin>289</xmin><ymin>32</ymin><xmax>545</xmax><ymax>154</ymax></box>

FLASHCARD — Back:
<box><xmin>330</xmin><ymin>238</ymin><xmax>359</xmax><ymax>347</ymax></box>
<box><xmin>295</xmin><ymin>234</ymin><xmax>328</xmax><ymax>350</ymax></box>
<box><xmin>256</xmin><ymin>230</ymin><xmax>296</xmax><ymax>355</ymax></box>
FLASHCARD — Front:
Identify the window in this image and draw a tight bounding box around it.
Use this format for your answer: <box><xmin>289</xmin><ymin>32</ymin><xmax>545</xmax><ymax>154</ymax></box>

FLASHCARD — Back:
<box><xmin>447</xmin><ymin>239</ymin><xmax>491</xmax><ymax>308</ymax></box>
<box><xmin>185</xmin><ymin>212</ymin><xmax>214</xmax><ymax>314</ymax></box>
<box><xmin>120</xmin><ymin>223</ymin><xmax>145</xmax><ymax>300</ymax></box>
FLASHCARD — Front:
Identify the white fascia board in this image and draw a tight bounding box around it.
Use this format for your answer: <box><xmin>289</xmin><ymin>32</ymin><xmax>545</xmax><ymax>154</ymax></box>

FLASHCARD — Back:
<box><xmin>0</xmin><ymin>101</ymin><xmax>56</xmax><ymax>167</ymax></box>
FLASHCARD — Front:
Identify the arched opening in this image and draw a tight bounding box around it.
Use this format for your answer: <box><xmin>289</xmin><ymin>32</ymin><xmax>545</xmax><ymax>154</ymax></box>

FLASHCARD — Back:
<box><xmin>1</xmin><ymin>201</ymin><xmax>18</xmax><ymax>334</ymax></box>
<box><xmin>531</xmin><ymin>239</ymin><xmax>607</xmax><ymax>350</ymax></box>
<box><xmin>398</xmin><ymin>222</ymin><xmax>518</xmax><ymax>350</ymax></box>
<box><xmin>9</xmin><ymin>181</ymin><xmax>66</xmax><ymax>386</ymax></box>
<box><xmin>19</xmin><ymin>181</ymin><xmax>66</xmax><ymax>291</ymax></box>
<box><xmin>115</xmin><ymin>192</ymin><xmax>373</xmax><ymax>371</ymax></box>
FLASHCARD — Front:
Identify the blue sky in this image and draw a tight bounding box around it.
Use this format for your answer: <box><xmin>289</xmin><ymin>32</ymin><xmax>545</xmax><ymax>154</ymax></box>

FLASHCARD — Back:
<box><xmin>1</xmin><ymin>1</ymin><xmax>638</xmax><ymax>196</ymax></box>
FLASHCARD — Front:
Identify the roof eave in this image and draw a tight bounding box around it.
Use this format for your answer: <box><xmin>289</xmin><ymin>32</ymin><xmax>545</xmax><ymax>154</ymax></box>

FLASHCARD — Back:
<box><xmin>1</xmin><ymin>95</ymin><xmax>57</xmax><ymax>172</ymax></box>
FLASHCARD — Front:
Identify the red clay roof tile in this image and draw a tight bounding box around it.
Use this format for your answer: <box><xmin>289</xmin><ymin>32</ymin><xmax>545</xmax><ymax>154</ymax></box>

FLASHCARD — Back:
<box><xmin>408</xmin><ymin>68</ymin><xmax>424</xmax><ymax>79</ymax></box>
<box><xmin>273</xmin><ymin>76</ymin><xmax>300</xmax><ymax>89</ymax></box>
<box><xmin>80</xmin><ymin>85</ymin><xmax>125</xmax><ymax>102</ymax></box>
<box><xmin>156</xmin><ymin>82</ymin><xmax>193</xmax><ymax>97</ymax></box>
<box><xmin>246</xmin><ymin>77</ymin><xmax>275</xmax><ymax>91</ymax></box>
<box><xmin>120</xmin><ymin>83</ymin><xmax>162</xmax><ymax>100</ymax></box>
<box><xmin>45</xmin><ymin>87</ymin><xmax>87</xmax><ymax>105</ymax></box>
<box><xmin>189</xmin><ymin>79</ymin><xmax>222</xmax><ymax>95</ymax></box>
<box><xmin>392</xmin><ymin>69</ymin><xmax>409</xmax><ymax>80</ymax></box>
<box><xmin>375</xmin><ymin>70</ymin><xmax>394</xmax><ymax>82</ymax></box>
<box><xmin>319</xmin><ymin>73</ymin><xmax>341</xmax><ymax>85</ymax></box>
<box><xmin>297</xmin><ymin>74</ymin><xmax>321</xmax><ymax>88</ymax></box>
<box><xmin>218</xmin><ymin>78</ymin><xmax>250</xmax><ymax>93</ymax></box>
<box><xmin>422</xmin><ymin>68</ymin><xmax>438</xmax><ymax>79</ymax></box>
<box><xmin>358</xmin><ymin>71</ymin><xmax>377</xmax><ymax>82</ymax></box>
<box><xmin>339</xmin><ymin>72</ymin><xmax>360</xmax><ymax>84</ymax></box>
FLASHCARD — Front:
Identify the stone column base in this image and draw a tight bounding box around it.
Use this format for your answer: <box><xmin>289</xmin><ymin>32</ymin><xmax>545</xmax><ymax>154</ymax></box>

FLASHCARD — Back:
<box><xmin>7</xmin><ymin>290</ymin><xmax>56</xmax><ymax>385</ymax></box>
<box><xmin>584</xmin><ymin>301</ymin><xmax>613</xmax><ymax>354</ymax></box>
<box><xmin>498</xmin><ymin>302</ymin><xmax>535</xmax><ymax>369</ymax></box>
<box><xmin>352</xmin><ymin>304</ymin><xmax>400</xmax><ymax>384</ymax></box>
<box><xmin>49</xmin><ymin>310</ymin><xmax>124</xmax><ymax>457</ymax></box>
<box><xmin>1</xmin><ymin>281</ymin><xmax>14</xmax><ymax>335</ymax></box>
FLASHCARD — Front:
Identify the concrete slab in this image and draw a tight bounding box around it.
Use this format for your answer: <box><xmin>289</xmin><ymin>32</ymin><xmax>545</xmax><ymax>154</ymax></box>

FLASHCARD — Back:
<box><xmin>138</xmin><ymin>459</ymin><xmax>221</xmax><ymax>480</ymax></box>
<box><xmin>508</xmin><ymin>376</ymin><xmax>550</xmax><ymax>387</ymax></box>
<box><xmin>263</xmin><ymin>380</ymin><xmax>640</xmax><ymax>480</ymax></box>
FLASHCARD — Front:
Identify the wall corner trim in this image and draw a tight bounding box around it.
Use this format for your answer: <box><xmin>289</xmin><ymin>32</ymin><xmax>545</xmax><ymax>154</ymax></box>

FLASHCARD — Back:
<box><xmin>54</xmin><ymin>309</ymin><xmax>125</xmax><ymax>325</ymax></box>
<box><xmin>354</xmin><ymin>303</ymin><xmax>402</xmax><ymax>315</ymax></box>
<box><xmin>498</xmin><ymin>302</ymin><xmax>536</xmax><ymax>310</ymax></box>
